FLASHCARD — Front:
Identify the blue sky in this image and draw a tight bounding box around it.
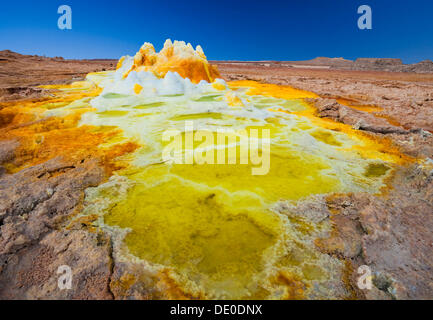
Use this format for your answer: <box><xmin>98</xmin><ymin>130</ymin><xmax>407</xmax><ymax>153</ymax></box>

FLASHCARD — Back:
<box><xmin>0</xmin><ymin>0</ymin><xmax>432</xmax><ymax>63</ymax></box>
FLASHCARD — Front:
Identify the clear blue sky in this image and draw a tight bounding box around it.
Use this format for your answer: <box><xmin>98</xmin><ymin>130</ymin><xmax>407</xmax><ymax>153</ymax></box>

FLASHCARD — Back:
<box><xmin>0</xmin><ymin>0</ymin><xmax>432</xmax><ymax>63</ymax></box>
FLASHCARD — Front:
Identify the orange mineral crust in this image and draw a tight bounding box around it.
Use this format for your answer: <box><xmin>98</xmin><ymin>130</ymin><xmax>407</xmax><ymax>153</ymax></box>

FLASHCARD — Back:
<box><xmin>229</xmin><ymin>80</ymin><xmax>319</xmax><ymax>100</ymax></box>
<box><xmin>121</xmin><ymin>40</ymin><xmax>221</xmax><ymax>83</ymax></box>
<box><xmin>0</xmin><ymin>83</ymin><xmax>139</xmax><ymax>175</ymax></box>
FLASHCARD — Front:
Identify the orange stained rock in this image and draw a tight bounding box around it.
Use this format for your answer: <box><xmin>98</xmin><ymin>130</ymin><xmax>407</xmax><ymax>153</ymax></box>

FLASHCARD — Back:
<box><xmin>336</xmin><ymin>98</ymin><xmax>404</xmax><ymax>128</ymax></box>
<box><xmin>373</xmin><ymin>113</ymin><xmax>404</xmax><ymax>128</ymax></box>
<box><xmin>293</xmin><ymin>103</ymin><xmax>414</xmax><ymax>165</ymax></box>
<box><xmin>336</xmin><ymin>98</ymin><xmax>383</xmax><ymax>113</ymax></box>
<box><xmin>271</xmin><ymin>271</ymin><xmax>307</xmax><ymax>300</ymax></box>
<box><xmin>0</xmin><ymin>84</ymin><xmax>139</xmax><ymax>175</ymax></box>
<box><xmin>2</xmin><ymin>116</ymin><xmax>138</xmax><ymax>175</ymax></box>
<box><xmin>122</xmin><ymin>39</ymin><xmax>221</xmax><ymax>84</ymax></box>
<box><xmin>155</xmin><ymin>270</ymin><xmax>206</xmax><ymax>300</ymax></box>
<box><xmin>0</xmin><ymin>84</ymin><xmax>101</xmax><ymax>129</ymax></box>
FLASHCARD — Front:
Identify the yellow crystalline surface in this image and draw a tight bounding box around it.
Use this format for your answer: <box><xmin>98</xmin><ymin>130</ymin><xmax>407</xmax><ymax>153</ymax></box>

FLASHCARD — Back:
<box><xmin>121</xmin><ymin>39</ymin><xmax>221</xmax><ymax>83</ymax></box>
<box><xmin>101</xmin><ymin>143</ymin><xmax>341</xmax><ymax>298</ymax></box>
<box><xmin>169</xmin><ymin>149</ymin><xmax>339</xmax><ymax>202</ymax></box>
<box><xmin>224</xmin><ymin>91</ymin><xmax>244</xmax><ymax>107</ymax></box>
<box><xmin>104</xmin><ymin>172</ymin><xmax>282</xmax><ymax>299</ymax></box>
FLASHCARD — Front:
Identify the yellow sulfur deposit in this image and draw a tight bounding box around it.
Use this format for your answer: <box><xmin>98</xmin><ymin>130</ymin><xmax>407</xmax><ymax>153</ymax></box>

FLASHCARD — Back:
<box><xmin>133</xmin><ymin>83</ymin><xmax>143</xmax><ymax>94</ymax></box>
<box><xmin>224</xmin><ymin>91</ymin><xmax>244</xmax><ymax>106</ymax></box>
<box><xmin>229</xmin><ymin>80</ymin><xmax>319</xmax><ymax>100</ymax></box>
<box><xmin>121</xmin><ymin>39</ymin><xmax>221</xmax><ymax>83</ymax></box>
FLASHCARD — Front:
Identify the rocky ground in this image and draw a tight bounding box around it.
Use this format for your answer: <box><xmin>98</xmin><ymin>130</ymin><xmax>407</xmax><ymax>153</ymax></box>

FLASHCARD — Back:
<box><xmin>0</xmin><ymin>50</ymin><xmax>115</xmax><ymax>101</ymax></box>
<box><xmin>0</xmin><ymin>52</ymin><xmax>432</xmax><ymax>299</ymax></box>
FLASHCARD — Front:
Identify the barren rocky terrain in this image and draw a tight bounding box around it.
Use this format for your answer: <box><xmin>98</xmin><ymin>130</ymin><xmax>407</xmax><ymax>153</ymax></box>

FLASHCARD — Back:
<box><xmin>217</xmin><ymin>57</ymin><xmax>433</xmax><ymax>74</ymax></box>
<box><xmin>0</xmin><ymin>52</ymin><xmax>432</xmax><ymax>299</ymax></box>
<box><xmin>0</xmin><ymin>50</ymin><xmax>115</xmax><ymax>101</ymax></box>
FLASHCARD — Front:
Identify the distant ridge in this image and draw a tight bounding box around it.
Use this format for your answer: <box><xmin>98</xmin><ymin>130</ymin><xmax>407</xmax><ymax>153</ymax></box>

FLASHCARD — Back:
<box><xmin>214</xmin><ymin>56</ymin><xmax>433</xmax><ymax>74</ymax></box>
